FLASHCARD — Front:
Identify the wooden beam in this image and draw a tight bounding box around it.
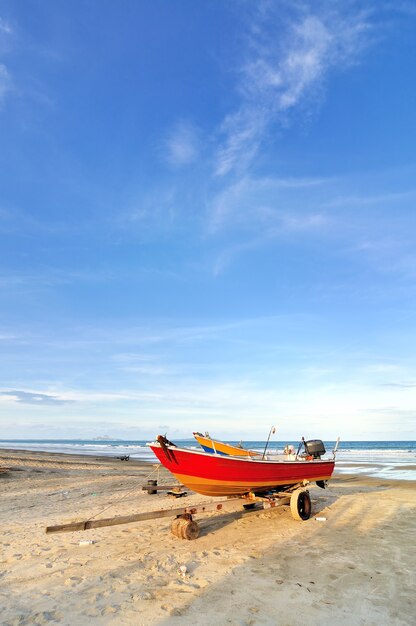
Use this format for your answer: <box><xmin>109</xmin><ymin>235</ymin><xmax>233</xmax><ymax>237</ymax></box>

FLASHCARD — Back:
<box><xmin>45</xmin><ymin>499</ymin><xmax>236</xmax><ymax>534</ymax></box>
<box><xmin>141</xmin><ymin>484</ymin><xmax>184</xmax><ymax>491</ymax></box>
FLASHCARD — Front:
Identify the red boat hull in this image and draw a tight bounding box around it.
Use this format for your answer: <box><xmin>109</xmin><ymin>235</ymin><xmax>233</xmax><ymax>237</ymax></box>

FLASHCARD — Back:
<box><xmin>149</xmin><ymin>443</ymin><xmax>335</xmax><ymax>497</ymax></box>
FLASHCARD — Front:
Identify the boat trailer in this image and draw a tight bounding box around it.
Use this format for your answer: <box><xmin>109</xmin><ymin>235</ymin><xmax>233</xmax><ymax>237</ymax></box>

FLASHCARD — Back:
<box><xmin>45</xmin><ymin>482</ymin><xmax>316</xmax><ymax>540</ymax></box>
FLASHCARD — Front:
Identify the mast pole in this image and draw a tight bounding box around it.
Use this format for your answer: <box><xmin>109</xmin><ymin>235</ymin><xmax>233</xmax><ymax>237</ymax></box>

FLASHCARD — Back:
<box><xmin>262</xmin><ymin>426</ymin><xmax>276</xmax><ymax>460</ymax></box>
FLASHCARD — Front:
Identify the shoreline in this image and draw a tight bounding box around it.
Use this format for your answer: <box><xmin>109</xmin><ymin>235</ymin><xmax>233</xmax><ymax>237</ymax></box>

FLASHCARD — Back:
<box><xmin>0</xmin><ymin>446</ymin><xmax>153</xmax><ymax>464</ymax></box>
<box><xmin>0</xmin><ymin>447</ymin><xmax>152</xmax><ymax>464</ymax></box>
<box><xmin>1</xmin><ymin>449</ymin><xmax>415</xmax><ymax>625</ymax></box>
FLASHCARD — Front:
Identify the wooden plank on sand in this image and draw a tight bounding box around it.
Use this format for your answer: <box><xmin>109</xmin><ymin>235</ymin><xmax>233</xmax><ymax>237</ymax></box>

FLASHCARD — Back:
<box><xmin>45</xmin><ymin>499</ymin><xmax>236</xmax><ymax>534</ymax></box>
<box><xmin>141</xmin><ymin>484</ymin><xmax>184</xmax><ymax>491</ymax></box>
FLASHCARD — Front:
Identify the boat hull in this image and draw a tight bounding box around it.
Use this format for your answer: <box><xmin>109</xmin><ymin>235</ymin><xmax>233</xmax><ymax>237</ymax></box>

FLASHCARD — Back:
<box><xmin>149</xmin><ymin>442</ymin><xmax>335</xmax><ymax>497</ymax></box>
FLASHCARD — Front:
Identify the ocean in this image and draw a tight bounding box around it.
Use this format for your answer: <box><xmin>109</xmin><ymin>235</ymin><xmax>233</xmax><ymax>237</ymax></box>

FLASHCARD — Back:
<box><xmin>0</xmin><ymin>438</ymin><xmax>415</xmax><ymax>481</ymax></box>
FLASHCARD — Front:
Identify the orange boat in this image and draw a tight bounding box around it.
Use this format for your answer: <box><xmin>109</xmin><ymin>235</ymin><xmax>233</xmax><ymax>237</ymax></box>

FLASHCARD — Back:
<box><xmin>148</xmin><ymin>436</ymin><xmax>336</xmax><ymax>497</ymax></box>
<box><xmin>193</xmin><ymin>432</ymin><xmax>259</xmax><ymax>457</ymax></box>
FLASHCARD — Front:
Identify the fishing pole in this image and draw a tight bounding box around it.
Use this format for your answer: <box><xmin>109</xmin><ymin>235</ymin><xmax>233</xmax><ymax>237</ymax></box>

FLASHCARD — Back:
<box><xmin>262</xmin><ymin>426</ymin><xmax>276</xmax><ymax>460</ymax></box>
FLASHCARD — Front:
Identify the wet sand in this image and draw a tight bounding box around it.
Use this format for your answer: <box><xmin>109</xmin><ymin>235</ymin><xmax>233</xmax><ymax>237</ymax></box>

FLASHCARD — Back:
<box><xmin>1</xmin><ymin>449</ymin><xmax>415</xmax><ymax>625</ymax></box>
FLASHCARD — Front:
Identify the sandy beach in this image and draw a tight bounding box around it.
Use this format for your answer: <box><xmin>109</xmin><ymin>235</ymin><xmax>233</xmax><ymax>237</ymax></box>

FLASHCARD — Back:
<box><xmin>1</xmin><ymin>449</ymin><xmax>415</xmax><ymax>626</ymax></box>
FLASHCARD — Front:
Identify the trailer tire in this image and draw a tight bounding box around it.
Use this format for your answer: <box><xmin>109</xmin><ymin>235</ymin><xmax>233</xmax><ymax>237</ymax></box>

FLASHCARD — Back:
<box><xmin>290</xmin><ymin>489</ymin><xmax>311</xmax><ymax>521</ymax></box>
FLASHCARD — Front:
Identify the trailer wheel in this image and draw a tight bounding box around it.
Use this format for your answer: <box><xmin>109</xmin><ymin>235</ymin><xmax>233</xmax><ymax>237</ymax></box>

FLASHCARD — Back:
<box><xmin>171</xmin><ymin>517</ymin><xmax>200</xmax><ymax>540</ymax></box>
<box><xmin>290</xmin><ymin>489</ymin><xmax>311</xmax><ymax>521</ymax></box>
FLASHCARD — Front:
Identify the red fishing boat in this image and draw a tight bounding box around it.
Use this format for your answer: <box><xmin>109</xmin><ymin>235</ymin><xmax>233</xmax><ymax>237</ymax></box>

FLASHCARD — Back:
<box><xmin>148</xmin><ymin>436</ymin><xmax>337</xmax><ymax>497</ymax></box>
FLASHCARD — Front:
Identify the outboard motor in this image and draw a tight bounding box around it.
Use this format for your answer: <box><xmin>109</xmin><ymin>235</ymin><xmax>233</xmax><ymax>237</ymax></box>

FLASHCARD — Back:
<box><xmin>304</xmin><ymin>439</ymin><xmax>327</xmax><ymax>489</ymax></box>
<box><xmin>304</xmin><ymin>439</ymin><xmax>326</xmax><ymax>459</ymax></box>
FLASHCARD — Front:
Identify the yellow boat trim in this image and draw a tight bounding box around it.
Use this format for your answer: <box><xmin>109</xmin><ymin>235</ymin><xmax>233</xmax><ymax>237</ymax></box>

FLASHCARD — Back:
<box><xmin>193</xmin><ymin>434</ymin><xmax>257</xmax><ymax>457</ymax></box>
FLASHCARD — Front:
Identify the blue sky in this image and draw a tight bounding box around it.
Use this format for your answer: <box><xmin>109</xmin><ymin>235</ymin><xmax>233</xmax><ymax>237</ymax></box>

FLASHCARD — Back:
<box><xmin>1</xmin><ymin>1</ymin><xmax>416</xmax><ymax>440</ymax></box>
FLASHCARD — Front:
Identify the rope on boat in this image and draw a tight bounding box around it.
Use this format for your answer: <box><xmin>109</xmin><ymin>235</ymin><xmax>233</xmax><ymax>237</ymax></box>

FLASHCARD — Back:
<box><xmin>85</xmin><ymin>463</ymin><xmax>162</xmax><ymax>522</ymax></box>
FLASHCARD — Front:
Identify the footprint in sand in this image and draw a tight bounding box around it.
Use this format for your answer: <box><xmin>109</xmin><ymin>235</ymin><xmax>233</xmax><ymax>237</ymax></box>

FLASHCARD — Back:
<box><xmin>134</xmin><ymin>591</ymin><xmax>154</xmax><ymax>601</ymax></box>
<box><xmin>193</xmin><ymin>577</ymin><xmax>209</xmax><ymax>588</ymax></box>
<box><xmin>64</xmin><ymin>576</ymin><xmax>83</xmax><ymax>587</ymax></box>
<box><xmin>85</xmin><ymin>609</ymin><xmax>100</xmax><ymax>617</ymax></box>
<box><xmin>101</xmin><ymin>605</ymin><xmax>119</xmax><ymax>616</ymax></box>
<box><xmin>29</xmin><ymin>610</ymin><xmax>64</xmax><ymax>624</ymax></box>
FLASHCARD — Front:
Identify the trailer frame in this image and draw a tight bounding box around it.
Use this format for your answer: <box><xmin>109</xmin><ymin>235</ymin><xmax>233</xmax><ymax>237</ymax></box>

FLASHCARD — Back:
<box><xmin>45</xmin><ymin>481</ymin><xmax>314</xmax><ymax>539</ymax></box>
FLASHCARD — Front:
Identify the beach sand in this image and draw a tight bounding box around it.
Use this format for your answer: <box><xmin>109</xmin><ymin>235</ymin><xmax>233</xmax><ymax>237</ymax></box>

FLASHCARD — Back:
<box><xmin>1</xmin><ymin>449</ymin><xmax>415</xmax><ymax>625</ymax></box>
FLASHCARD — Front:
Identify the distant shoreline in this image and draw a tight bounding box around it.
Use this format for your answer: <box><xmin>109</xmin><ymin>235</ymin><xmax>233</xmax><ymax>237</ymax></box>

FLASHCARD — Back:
<box><xmin>0</xmin><ymin>447</ymin><xmax>151</xmax><ymax>465</ymax></box>
<box><xmin>0</xmin><ymin>438</ymin><xmax>414</xmax><ymax>442</ymax></box>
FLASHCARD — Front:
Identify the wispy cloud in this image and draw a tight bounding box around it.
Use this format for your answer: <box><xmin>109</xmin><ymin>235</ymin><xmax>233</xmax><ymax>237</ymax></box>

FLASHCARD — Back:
<box><xmin>209</xmin><ymin>174</ymin><xmax>329</xmax><ymax>233</ymax></box>
<box><xmin>215</xmin><ymin>3</ymin><xmax>371</xmax><ymax>176</ymax></box>
<box><xmin>0</xmin><ymin>332</ymin><xmax>19</xmax><ymax>341</ymax></box>
<box><xmin>112</xmin><ymin>352</ymin><xmax>171</xmax><ymax>376</ymax></box>
<box><xmin>0</xmin><ymin>64</ymin><xmax>11</xmax><ymax>102</ymax></box>
<box><xmin>381</xmin><ymin>382</ymin><xmax>416</xmax><ymax>388</ymax></box>
<box><xmin>323</xmin><ymin>190</ymin><xmax>416</xmax><ymax>209</ymax></box>
<box><xmin>0</xmin><ymin>268</ymin><xmax>118</xmax><ymax>290</ymax></box>
<box><xmin>0</xmin><ymin>17</ymin><xmax>12</xmax><ymax>35</ymax></box>
<box><xmin>0</xmin><ymin>16</ymin><xmax>13</xmax><ymax>105</ymax></box>
<box><xmin>162</xmin><ymin>121</ymin><xmax>200</xmax><ymax>167</ymax></box>
<box><xmin>201</xmin><ymin>3</ymin><xmax>375</xmax><ymax>271</ymax></box>
<box><xmin>0</xmin><ymin>390</ymin><xmax>74</xmax><ymax>405</ymax></box>
<box><xmin>211</xmin><ymin>214</ymin><xmax>326</xmax><ymax>275</ymax></box>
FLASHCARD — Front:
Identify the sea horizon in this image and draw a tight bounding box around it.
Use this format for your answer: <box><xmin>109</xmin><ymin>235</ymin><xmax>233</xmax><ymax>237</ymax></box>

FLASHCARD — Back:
<box><xmin>0</xmin><ymin>437</ymin><xmax>414</xmax><ymax>442</ymax></box>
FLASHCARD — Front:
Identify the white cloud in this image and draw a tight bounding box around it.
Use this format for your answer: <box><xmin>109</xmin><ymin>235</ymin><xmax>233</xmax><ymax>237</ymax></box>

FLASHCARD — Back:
<box><xmin>163</xmin><ymin>121</ymin><xmax>200</xmax><ymax>167</ymax></box>
<box><xmin>1</xmin><ymin>314</ymin><xmax>416</xmax><ymax>439</ymax></box>
<box><xmin>215</xmin><ymin>109</ymin><xmax>266</xmax><ymax>177</ymax></box>
<box><xmin>0</xmin><ymin>17</ymin><xmax>12</xmax><ymax>35</ymax></box>
<box><xmin>215</xmin><ymin>4</ymin><xmax>371</xmax><ymax>176</ymax></box>
<box><xmin>0</xmin><ymin>389</ymin><xmax>73</xmax><ymax>406</ymax></box>
<box><xmin>0</xmin><ymin>332</ymin><xmax>18</xmax><ymax>341</ymax></box>
<box><xmin>323</xmin><ymin>190</ymin><xmax>416</xmax><ymax>209</ymax></box>
<box><xmin>204</xmin><ymin>173</ymin><xmax>333</xmax><ymax>273</ymax></box>
<box><xmin>242</xmin><ymin>16</ymin><xmax>332</xmax><ymax>110</ymax></box>
<box><xmin>4</xmin><ymin>378</ymin><xmax>412</xmax><ymax>440</ymax></box>
<box><xmin>209</xmin><ymin>174</ymin><xmax>328</xmax><ymax>233</ymax></box>
<box><xmin>0</xmin><ymin>16</ymin><xmax>13</xmax><ymax>104</ymax></box>
<box><xmin>0</xmin><ymin>63</ymin><xmax>11</xmax><ymax>103</ymax></box>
